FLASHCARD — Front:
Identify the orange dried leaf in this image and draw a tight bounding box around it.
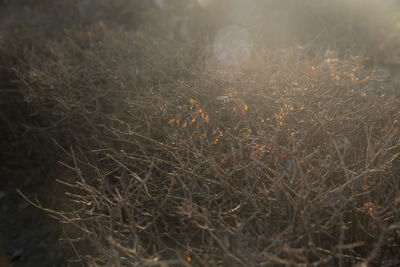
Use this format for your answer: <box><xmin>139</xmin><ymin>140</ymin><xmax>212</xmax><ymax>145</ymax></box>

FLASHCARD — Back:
<box><xmin>363</xmin><ymin>202</ymin><xmax>373</xmax><ymax>208</ymax></box>
<box><xmin>205</xmin><ymin>114</ymin><xmax>210</xmax><ymax>123</ymax></box>
<box><xmin>330</xmin><ymin>69</ymin><xmax>336</xmax><ymax>80</ymax></box>
<box><xmin>190</xmin><ymin>117</ymin><xmax>196</xmax><ymax>125</ymax></box>
<box><xmin>168</xmin><ymin>119</ymin><xmax>175</xmax><ymax>125</ymax></box>
<box><xmin>307</xmin><ymin>66</ymin><xmax>314</xmax><ymax>75</ymax></box>
<box><xmin>368</xmin><ymin>208</ymin><xmax>373</xmax><ymax>215</ymax></box>
<box><xmin>394</xmin><ymin>195</ymin><xmax>400</xmax><ymax>207</ymax></box>
<box><xmin>183</xmin><ymin>122</ymin><xmax>188</xmax><ymax>128</ymax></box>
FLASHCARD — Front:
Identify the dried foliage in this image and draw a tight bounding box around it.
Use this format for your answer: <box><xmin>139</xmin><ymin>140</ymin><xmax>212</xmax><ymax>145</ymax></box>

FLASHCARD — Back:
<box><xmin>1</xmin><ymin>1</ymin><xmax>400</xmax><ymax>266</ymax></box>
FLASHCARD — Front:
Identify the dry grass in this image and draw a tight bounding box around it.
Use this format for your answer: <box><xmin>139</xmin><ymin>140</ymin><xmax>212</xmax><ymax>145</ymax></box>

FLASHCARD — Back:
<box><xmin>1</xmin><ymin>1</ymin><xmax>400</xmax><ymax>266</ymax></box>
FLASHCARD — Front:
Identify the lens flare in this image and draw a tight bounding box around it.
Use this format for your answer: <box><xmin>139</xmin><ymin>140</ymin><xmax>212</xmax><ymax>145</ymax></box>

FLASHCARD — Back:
<box><xmin>155</xmin><ymin>0</ymin><xmax>165</xmax><ymax>9</ymax></box>
<box><xmin>213</xmin><ymin>25</ymin><xmax>253</xmax><ymax>66</ymax></box>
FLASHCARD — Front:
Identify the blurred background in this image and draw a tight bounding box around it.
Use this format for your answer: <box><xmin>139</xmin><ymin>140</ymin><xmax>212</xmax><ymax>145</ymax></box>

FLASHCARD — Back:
<box><xmin>1</xmin><ymin>0</ymin><xmax>399</xmax><ymax>65</ymax></box>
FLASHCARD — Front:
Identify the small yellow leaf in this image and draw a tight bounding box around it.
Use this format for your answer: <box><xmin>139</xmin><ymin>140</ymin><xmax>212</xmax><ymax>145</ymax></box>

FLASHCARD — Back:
<box><xmin>244</xmin><ymin>104</ymin><xmax>248</xmax><ymax>111</ymax></box>
<box><xmin>279</xmin><ymin>121</ymin><xmax>283</xmax><ymax>126</ymax></box>
<box><xmin>189</xmin><ymin>98</ymin><xmax>195</xmax><ymax>104</ymax></box>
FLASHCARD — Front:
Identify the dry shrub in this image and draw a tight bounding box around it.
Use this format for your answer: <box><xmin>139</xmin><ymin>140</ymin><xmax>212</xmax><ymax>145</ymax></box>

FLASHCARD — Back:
<box><xmin>4</xmin><ymin>17</ymin><xmax>400</xmax><ymax>266</ymax></box>
<box><xmin>1</xmin><ymin>1</ymin><xmax>400</xmax><ymax>266</ymax></box>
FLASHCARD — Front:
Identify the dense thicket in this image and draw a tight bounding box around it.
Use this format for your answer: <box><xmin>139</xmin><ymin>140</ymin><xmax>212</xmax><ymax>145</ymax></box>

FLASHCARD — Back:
<box><xmin>1</xmin><ymin>0</ymin><xmax>399</xmax><ymax>266</ymax></box>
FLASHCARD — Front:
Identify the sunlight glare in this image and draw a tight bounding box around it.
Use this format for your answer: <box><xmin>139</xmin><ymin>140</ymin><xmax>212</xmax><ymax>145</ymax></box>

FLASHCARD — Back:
<box><xmin>196</xmin><ymin>0</ymin><xmax>217</xmax><ymax>8</ymax></box>
<box><xmin>230</xmin><ymin>0</ymin><xmax>265</xmax><ymax>26</ymax></box>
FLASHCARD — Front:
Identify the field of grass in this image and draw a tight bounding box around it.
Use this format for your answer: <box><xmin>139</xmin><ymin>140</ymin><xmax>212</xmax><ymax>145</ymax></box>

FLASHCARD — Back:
<box><xmin>1</xmin><ymin>1</ymin><xmax>400</xmax><ymax>266</ymax></box>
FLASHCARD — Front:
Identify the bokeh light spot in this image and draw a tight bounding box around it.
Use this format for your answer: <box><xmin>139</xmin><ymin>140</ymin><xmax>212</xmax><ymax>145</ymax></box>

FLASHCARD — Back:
<box><xmin>213</xmin><ymin>25</ymin><xmax>253</xmax><ymax>66</ymax></box>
